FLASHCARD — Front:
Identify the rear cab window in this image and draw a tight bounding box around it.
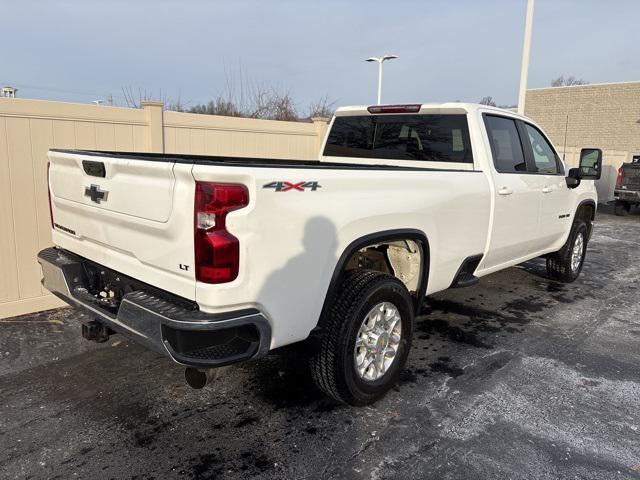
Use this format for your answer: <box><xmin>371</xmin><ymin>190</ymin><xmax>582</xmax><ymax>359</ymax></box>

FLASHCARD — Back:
<box><xmin>323</xmin><ymin>113</ymin><xmax>474</xmax><ymax>168</ymax></box>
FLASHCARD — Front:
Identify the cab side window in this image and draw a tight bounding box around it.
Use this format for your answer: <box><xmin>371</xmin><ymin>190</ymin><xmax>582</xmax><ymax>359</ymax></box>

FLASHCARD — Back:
<box><xmin>524</xmin><ymin>124</ymin><xmax>562</xmax><ymax>174</ymax></box>
<box><xmin>483</xmin><ymin>115</ymin><xmax>527</xmax><ymax>173</ymax></box>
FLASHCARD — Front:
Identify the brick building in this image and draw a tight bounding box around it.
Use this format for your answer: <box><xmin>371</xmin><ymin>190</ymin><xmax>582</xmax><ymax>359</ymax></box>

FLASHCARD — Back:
<box><xmin>525</xmin><ymin>81</ymin><xmax>640</xmax><ymax>202</ymax></box>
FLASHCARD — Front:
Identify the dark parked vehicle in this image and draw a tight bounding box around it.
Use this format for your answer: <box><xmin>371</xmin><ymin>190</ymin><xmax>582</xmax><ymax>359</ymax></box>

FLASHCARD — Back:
<box><xmin>614</xmin><ymin>154</ymin><xmax>640</xmax><ymax>216</ymax></box>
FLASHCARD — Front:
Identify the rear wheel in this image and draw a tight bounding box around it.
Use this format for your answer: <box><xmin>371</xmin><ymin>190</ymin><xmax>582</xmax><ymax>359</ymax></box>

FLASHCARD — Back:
<box><xmin>614</xmin><ymin>201</ymin><xmax>630</xmax><ymax>216</ymax></box>
<box><xmin>310</xmin><ymin>269</ymin><xmax>414</xmax><ymax>406</ymax></box>
<box><xmin>546</xmin><ymin>220</ymin><xmax>588</xmax><ymax>283</ymax></box>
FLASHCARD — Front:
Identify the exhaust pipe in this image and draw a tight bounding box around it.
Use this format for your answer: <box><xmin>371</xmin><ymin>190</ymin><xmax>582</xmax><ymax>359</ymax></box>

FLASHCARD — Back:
<box><xmin>184</xmin><ymin>367</ymin><xmax>225</xmax><ymax>389</ymax></box>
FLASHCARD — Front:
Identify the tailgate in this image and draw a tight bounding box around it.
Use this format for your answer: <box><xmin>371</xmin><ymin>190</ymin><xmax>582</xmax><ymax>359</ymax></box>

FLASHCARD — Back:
<box><xmin>48</xmin><ymin>150</ymin><xmax>196</xmax><ymax>300</ymax></box>
<box><xmin>52</xmin><ymin>151</ymin><xmax>175</xmax><ymax>222</ymax></box>
<box><xmin>621</xmin><ymin>163</ymin><xmax>640</xmax><ymax>190</ymax></box>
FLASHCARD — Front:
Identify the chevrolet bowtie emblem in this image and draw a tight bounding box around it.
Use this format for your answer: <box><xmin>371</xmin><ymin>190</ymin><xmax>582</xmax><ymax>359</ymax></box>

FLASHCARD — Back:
<box><xmin>84</xmin><ymin>184</ymin><xmax>109</xmax><ymax>204</ymax></box>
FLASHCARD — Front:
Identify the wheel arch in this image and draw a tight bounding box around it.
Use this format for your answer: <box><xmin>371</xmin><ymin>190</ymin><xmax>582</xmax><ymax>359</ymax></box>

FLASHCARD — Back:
<box><xmin>318</xmin><ymin>229</ymin><xmax>430</xmax><ymax>322</ymax></box>
<box><xmin>575</xmin><ymin>199</ymin><xmax>596</xmax><ymax>222</ymax></box>
<box><xmin>575</xmin><ymin>199</ymin><xmax>596</xmax><ymax>239</ymax></box>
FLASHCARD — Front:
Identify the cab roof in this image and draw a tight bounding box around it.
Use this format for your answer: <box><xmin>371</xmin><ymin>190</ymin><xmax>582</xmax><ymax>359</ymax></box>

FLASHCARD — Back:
<box><xmin>334</xmin><ymin>102</ymin><xmax>524</xmax><ymax>119</ymax></box>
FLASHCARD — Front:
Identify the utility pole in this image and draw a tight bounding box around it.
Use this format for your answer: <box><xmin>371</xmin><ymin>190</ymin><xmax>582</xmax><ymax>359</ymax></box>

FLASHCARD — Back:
<box><xmin>517</xmin><ymin>0</ymin><xmax>535</xmax><ymax>115</ymax></box>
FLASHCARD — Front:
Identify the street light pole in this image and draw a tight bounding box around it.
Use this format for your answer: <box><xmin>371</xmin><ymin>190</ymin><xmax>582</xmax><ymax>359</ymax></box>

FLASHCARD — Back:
<box><xmin>517</xmin><ymin>0</ymin><xmax>535</xmax><ymax>115</ymax></box>
<box><xmin>377</xmin><ymin>61</ymin><xmax>383</xmax><ymax>105</ymax></box>
<box><xmin>366</xmin><ymin>54</ymin><xmax>398</xmax><ymax>105</ymax></box>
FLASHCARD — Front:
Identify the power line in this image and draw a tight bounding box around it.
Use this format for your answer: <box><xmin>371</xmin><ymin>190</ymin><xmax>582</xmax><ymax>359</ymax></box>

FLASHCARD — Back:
<box><xmin>0</xmin><ymin>81</ymin><xmax>194</xmax><ymax>107</ymax></box>
<box><xmin>0</xmin><ymin>81</ymin><xmax>127</xmax><ymax>101</ymax></box>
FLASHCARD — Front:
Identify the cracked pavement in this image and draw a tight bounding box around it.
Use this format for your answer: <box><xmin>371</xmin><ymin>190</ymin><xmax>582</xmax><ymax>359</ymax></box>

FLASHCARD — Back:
<box><xmin>1</xmin><ymin>205</ymin><xmax>639</xmax><ymax>479</ymax></box>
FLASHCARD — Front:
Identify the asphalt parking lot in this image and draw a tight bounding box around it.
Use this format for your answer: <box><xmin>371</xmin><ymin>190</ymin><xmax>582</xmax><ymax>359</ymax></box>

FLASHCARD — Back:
<box><xmin>1</xmin><ymin>206</ymin><xmax>639</xmax><ymax>480</ymax></box>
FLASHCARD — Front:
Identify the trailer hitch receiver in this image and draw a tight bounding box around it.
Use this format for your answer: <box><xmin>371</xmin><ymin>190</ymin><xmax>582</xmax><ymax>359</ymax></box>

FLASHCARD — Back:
<box><xmin>81</xmin><ymin>320</ymin><xmax>112</xmax><ymax>343</ymax></box>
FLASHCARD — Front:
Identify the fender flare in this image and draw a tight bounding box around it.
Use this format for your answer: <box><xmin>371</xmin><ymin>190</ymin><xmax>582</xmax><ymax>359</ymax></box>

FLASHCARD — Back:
<box><xmin>575</xmin><ymin>199</ymin><xmax>597</xmax><ymax>240</ymax></box>
<box><xmin>318</xmin><ymin>229</ymin><xmax>430</xmax><ymax>322</ymax></box>
<box><xmin>575</xmin><ymin>199</ymin><xmax>596</xmax><ymax>221</ymax></box>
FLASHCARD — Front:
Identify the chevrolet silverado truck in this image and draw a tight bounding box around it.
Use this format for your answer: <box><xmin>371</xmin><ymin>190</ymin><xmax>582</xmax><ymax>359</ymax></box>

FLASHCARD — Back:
<box><xmin>614</xmin><ymin>154</ymin><xmax>640</xmax><ymax>215</ymax></box>
<box><xmin>38</xmin><ymin>103</ymin><xmax>602</xmax><ymax>405</ymax></box>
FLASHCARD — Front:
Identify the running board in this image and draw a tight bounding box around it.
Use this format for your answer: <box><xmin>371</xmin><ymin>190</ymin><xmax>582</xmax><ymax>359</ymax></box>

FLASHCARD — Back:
<box><xmin>450</xmin><ymin>254</ymin><xmax>483</xmax><ymax>288</ymax></box>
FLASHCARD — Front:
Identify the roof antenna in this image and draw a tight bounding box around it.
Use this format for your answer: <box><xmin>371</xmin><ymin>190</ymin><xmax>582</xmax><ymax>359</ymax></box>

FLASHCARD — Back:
<box><xmin>562</xmin><ymin>113</ymin><xmax>569</xmax><ymax>161</ymax></box>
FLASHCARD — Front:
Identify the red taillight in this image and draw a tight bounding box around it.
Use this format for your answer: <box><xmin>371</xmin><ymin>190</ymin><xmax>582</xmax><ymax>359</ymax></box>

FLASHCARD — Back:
<box><xmin>47</xmin><ymin>161</ymin><xmax>53</xmax><ymax>228</ymax></box>
<box><xmin>616</xmin><ymin>167</ymin><xmax>624</xmax><ymax>188</ymax></box>
<box><xmin>194</xmin><ymin>182</ymin><xmax>248</xmax><ymax>284</ymax></box>
<box><xmin>367</xmin><ymin>104</ymin><xmax>421</xmax><ymax>114</ymax></box>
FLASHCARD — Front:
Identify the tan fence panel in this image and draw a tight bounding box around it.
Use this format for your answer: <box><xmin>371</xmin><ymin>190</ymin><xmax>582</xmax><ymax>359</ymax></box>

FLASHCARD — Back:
<box><xmin>0</xmin><ymin>117</ymin><xmax>20</xmax><ymax>306</ymax></box>
<box><xmin>0</xmin><ymin>98</ymin><xmax>328</xmax><ymax>319</ymax></box>
<box><xmin>163</xmin><ymin>110</ymin><xmax>324</xmax><ymax>159</ymax></box>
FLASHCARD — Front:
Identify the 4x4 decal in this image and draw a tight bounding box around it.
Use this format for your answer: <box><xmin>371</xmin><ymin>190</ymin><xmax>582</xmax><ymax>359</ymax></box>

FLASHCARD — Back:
<box><xmin>263</xmin><ymin>181</ymin><xmax>321</xmax><ymax>192</ymax></box>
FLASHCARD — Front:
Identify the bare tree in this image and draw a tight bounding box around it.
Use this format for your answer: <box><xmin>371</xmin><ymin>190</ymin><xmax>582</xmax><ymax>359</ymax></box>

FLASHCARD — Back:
<box><xmin>479</xmin><ymin>96</ymin><xmax>497</xmax><ymax>106</ymax></box>
<box><xmin>248</xmin><ymin>87</ymin><xmax>298</xmax><ymax>121</ymax></box>
<box><xmin>122</xmin><ymin>86</ymin><xmax>154</xmax><ymax>108</ymax></box>
<box><xmin>121</xmin><ymin>67</ymin><xmax>335</xmax><ymax>122</ymax></box>
<box><xmin>550</xmin><ymin>75</ymin><xmax>589</xmax><ymax>87</ymax></box>
<box><xmin>164</xmin><ymin>100</ymin><xmax>187</xmax><ymax>112</ymax></box>
<box><xmin>121</xmin><ymin>86</ymin><xmax>183</xmax><ymax>109</ymax></box>
<box><xmin>185</xmin><ymin>88</ymin><xmax>300</xmax><ymax>121</ymax></box>
<box><xmin>188</xmin><ymin>98</ymin><xmax>241</xmax><ymax>116</ymax></box>
<box><xmin>306</xmin><ymin>95</ymin><xmax>336</xmax><ymax>119</ymax></box>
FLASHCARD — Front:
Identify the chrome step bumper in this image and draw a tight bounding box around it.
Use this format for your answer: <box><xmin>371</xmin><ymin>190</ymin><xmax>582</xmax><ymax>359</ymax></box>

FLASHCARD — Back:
<box><xmin>37</xmin><ymin>247</ymin><xmax>271</xmax><ymax>368</ymax></box>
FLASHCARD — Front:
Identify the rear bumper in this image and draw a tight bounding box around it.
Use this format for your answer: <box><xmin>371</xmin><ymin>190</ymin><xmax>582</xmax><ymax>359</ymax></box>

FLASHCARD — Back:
<box><xmin>614</xmin><ymin>189</ymin><xmax>640</xmax><ymax>203</ymax></box>
<box><xmin>37</xmin><ymin>247</ymin><xmax>271</xmax><ymax>368</ymax></box>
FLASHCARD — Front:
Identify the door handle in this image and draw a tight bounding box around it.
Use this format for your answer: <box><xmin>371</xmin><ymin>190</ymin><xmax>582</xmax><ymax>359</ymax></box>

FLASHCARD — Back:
<box><xmin>542</xmin><ymin>186</ymin><xmax>552</xmax><ymax>194</ymax></box>
<box><xmin>498</xmin><ymin>186</ymin><xmax>513</xmax><ymax>196</ymax></box>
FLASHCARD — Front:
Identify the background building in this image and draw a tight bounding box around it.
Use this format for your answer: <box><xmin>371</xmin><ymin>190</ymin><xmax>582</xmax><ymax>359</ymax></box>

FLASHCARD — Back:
<box><xmin>525</xmin><ymin>81</ymin><xmax>640</xmax><ymax>202</ymax></box>
<box><xmin>1</xmin><ymin>86</ymin><xmax>17</xmax><ymax>98</ymax></box>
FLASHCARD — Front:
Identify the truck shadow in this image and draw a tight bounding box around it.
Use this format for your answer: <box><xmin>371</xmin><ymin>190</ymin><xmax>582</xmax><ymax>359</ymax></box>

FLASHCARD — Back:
<box><xmin>1</xmin><ymin>255</ymin><xmax>601</xmax><ymax>479</ymax></box>
<box><xmin>515</xmin><ymin>257</ymin><xmax>550</xmax><ymax>279</ymax></box>
<box><xmin>241</xmin><ymin>212</ymin><xmax>615</xmax><ymax>410</ymax></box>
<box><xmin>250</xmin><ymin>258</ymin><xmax>563</xmax><ymax>408</ymax></box>
<box><xmin>254</xmin><ymin>215</ymin><xmax>337</xmax><ymax>356</ymax></box>
<box><xmin>6</xmin><ymin>215</ymin><xmax>622</xmax><ymax>479</ymax></box>
<box><xmin>247</xmin><ymin>226</ymin><xmax>610</xmax><ymax>408</ymax></box>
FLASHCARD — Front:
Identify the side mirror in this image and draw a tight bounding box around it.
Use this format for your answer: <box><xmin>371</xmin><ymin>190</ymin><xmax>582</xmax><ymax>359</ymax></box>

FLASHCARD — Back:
<box><xmin>579</xmin><ymin>148</ymin><xmax>602</xmax><ymax>180</ymax></box>
<box><xmin>566</xmin><ymin>168</ymin><xmax>581</xmax><ymax>189</ymax></box>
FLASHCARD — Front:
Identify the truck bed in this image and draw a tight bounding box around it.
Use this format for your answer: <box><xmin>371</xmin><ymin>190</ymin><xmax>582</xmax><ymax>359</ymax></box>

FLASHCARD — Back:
<box><xmin>47</xmin><ymin>147</ymin><xmax>492</xmax><ymax>348</ymax></box>
<box><xmin>49</xmin><ymin>149</ymin><xmax>476</xmax><ymax>172</ymax></box>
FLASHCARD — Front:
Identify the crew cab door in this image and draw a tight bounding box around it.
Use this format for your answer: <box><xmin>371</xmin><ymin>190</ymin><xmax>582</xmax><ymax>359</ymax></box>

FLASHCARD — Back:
<box><xmin>519</xmin><ymin>122</ymin><xmax>571</xmax><ymax>250</ymax></box>
<box><xmin>481</xmin><ymin>114</ymin><xmax>540</xmax><ymax>269</ymax></box>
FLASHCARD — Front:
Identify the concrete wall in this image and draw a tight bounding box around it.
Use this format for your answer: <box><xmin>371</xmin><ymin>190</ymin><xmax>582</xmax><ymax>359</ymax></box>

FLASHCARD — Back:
<box><xmin>525</xmin><ymin>82</ymin><xmax>640</xmax><ymax>202</ymax></box>
<box><xmin>0</xmin><ymin>97</ymin><xmax>328</xmax><ymax>319</ymax></box>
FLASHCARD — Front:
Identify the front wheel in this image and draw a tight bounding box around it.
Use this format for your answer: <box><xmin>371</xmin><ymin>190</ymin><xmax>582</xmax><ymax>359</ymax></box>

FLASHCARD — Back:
<box><xmin>310</xmin><ymin>269</ymin><xmax>414</xmax><ymax>406</ymax></box>
<box><xmin>546</xmin><ymin>220</ymin><xmax>589</xmax><ymax>283</ymax></box>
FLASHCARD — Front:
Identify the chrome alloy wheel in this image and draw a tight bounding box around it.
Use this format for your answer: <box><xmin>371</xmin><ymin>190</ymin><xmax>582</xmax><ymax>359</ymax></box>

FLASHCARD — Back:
<box><xmin>354</xmin><ymin>302</ymin><xmax>402</xmax><ymax>382</ymax></box>
<box><xmin>571</xmin><ymin>232</ymin><xmax>585</xmax><ymax>272</ymax></box>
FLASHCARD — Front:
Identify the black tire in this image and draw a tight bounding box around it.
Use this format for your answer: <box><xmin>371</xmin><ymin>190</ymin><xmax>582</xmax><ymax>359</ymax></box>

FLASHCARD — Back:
<box><xmin>614</xmin><ymin>201</ymin><xmax>630</xmax><ymax>216</ymax></box>
<box><xmin>310</xmin><ymin>269</ymin><xmax>414</xmax><ymax>406</ymax></box>
<box><xmin>546</xmin><ymin>220</ymin><xmax>589</xmax><ymax>283</ymax></box>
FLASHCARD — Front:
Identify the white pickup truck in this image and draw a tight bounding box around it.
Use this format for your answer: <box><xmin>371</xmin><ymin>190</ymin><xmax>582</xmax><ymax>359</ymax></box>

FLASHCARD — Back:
<box><xmin>38</xmin><ymin>103</ymin><xmax>602</xmax><ymax>405</ymax></box>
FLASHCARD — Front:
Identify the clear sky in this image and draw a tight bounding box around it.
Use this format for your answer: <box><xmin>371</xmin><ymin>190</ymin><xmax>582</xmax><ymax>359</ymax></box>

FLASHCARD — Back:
<box><xmin>1</xmin><ymin>0</ymin><xmax>638</xmax><ymax>110</ymax></box>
